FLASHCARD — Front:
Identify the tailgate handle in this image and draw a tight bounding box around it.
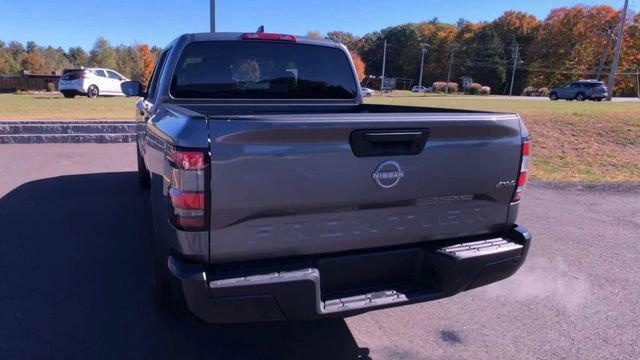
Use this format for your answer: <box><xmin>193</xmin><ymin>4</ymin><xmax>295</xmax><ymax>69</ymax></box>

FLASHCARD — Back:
<box><xmin>350</xmin><ymin>129</ymin><xmax>429</xmax><ymax>157</ymax></box>
<box><xmin>364</xmin><ymin>131</ymin><xmax>423</xmax><ymax>143</ymax></box>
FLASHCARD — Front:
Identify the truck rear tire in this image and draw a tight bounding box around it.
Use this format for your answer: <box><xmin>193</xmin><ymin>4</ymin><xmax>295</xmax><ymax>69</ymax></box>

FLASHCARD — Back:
<box><xmin>137</xmin><ymin>145</ymin><xmax>151</xmax><ymax>188</ymax></box>
<box><xmin>152</xmin><ymin>261</ymin><xmax>186</xmax><ymax>314</ymax></box>
<box><xmin>149</xmin><ymin>178</ymin><xmax>186</xmax><ymax>314</ymax></box>
<box><xmin>151</xmin><ymin>234</ymin><xmax>186</xmax><ymax>314</ymax></box>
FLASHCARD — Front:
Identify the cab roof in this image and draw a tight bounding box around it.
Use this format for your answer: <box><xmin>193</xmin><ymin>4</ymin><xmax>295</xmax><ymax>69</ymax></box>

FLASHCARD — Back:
<box><xmin>184</xmin><ymin>32</ymin><xmax>341</xmax><ymax>48</ymax></box>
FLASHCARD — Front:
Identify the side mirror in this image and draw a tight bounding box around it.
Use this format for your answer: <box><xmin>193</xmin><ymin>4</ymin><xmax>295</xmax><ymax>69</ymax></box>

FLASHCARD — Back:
<box><xmin>121</xmin><ymin>80</ymin><xmax>146</xmax><ymax>97</ymax></box>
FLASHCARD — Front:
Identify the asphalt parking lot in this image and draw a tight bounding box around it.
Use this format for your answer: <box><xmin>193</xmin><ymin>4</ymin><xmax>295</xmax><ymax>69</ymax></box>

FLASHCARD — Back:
<box><xmin>0</xmin><ymin>143</ymin><xmax>638</xmax><ymax>360</ymax></box>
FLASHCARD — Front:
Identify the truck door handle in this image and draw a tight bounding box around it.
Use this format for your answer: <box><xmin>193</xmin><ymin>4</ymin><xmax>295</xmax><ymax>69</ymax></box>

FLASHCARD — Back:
<box><xmin>350</xmin><ymin>129</ymin><xmax>429</xmax><ymax>157</ymax></box>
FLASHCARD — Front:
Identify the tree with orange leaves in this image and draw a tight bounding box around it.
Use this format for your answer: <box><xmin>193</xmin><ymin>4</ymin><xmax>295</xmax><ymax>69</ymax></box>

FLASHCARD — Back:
<box><xmin>528</xmin><ymin>5</ymin><xmax>622</xmax><ymax>89</ymax></box>
<box><xmin>350</xmin><ymin>51</ymin><xmax>366</xmax><ymax>82</ymax></box>
<box><xmin>21</xmin><ymin>51</ymin><xmax>46</xmax><ymax>73</ymax></box>
<box><xmin>134</xmin><ymin>44</ymin><xmax>154</xmax><ymax>85</ymax></box>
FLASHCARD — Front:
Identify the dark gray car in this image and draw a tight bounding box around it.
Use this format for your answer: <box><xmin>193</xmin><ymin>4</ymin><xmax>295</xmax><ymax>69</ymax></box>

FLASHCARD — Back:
<box><xmin>549</xmin><ymin>80</ymin><xmax>608</xmax><ymax>101</ymax></box>
<box><xmin>121</xmin><ymin>31</ymin><xmax>532</xmax><ymax>324</ymax></box>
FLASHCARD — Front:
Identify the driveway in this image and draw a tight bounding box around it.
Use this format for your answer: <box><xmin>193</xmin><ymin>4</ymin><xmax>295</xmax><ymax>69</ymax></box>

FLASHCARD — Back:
<box><xmin>0</xmin><ymin>144</ymin><xmax>638</xmax><ymax>359</ymax></box>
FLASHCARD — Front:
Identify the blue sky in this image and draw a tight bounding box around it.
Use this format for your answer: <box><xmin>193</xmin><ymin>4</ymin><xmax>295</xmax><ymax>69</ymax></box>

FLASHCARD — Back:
<box><xmin>0</xmin><ymin>0</ymin><xmax>634</xmax><ymax>49</ymax></box>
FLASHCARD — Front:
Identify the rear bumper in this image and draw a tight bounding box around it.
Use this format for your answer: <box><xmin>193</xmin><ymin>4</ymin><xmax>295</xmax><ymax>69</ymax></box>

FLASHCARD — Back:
<box><xmin>58</xmin><ymin>83</ymin><xmax>87</xmax><ymax>95</ymax></box>
<box><xmin>587</xmin><ymin>92</ymin><xmax>608</xmax><ymax>99</ymax></box>
<box><xmin>59</xmin><ymin>89</ymin><xmax>86</xmax><ymax>96</ymax></box>
<box><xmin>171</xmin><ymin>225</ymin><xmax>532</xmax><ymax>323</ymax></box>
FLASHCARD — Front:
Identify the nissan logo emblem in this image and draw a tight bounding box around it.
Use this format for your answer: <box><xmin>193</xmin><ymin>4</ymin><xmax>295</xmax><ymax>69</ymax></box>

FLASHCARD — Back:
<box><xmin>372</xmin><ymin>161</ymin><xmax>404</xmax><ymax>189</ymax></box>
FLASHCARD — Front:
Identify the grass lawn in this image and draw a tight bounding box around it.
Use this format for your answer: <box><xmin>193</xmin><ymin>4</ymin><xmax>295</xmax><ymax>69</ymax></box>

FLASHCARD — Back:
<box><xmin>1</xmin><ymin>92</ymin><xmax>638</xmax><ymax>182</ymax></box>
<box><xmin>366</xmin><ymin>92</ymin><xmax>640</xmax><ymax>182</ymax></box>
<box><xmin>0</xmin><ymin>93</ymin><xmax>136</xmax><ymax>120</ymax></box>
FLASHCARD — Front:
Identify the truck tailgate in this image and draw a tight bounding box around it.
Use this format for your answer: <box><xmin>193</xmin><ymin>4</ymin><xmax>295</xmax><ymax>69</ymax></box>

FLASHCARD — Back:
<box><xmin>207</xmin><ymin>112</ymin><xmax>522</xmax><ymax>263</ymax></box>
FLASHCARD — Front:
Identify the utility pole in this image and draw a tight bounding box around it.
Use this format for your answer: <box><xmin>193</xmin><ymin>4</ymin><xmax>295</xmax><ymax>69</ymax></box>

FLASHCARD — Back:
<box><xmin>636</xmin><ymin>64</ymin><xmax>640</xmax><ymax>98</ymax></box>
<box><xmin>418</xmin><ymin>44</ymin><xmax>429</xmax><ymax>92</ymax></box>
<box><xmin>380</xmin><ymin>40</ymin><xmax>387</xmax><ymax>95</ymax></box>
<box><xmin>445</xmin><ymin>43</ymin><xmax>457</xmax><ymax>95</ymax></box>
<box><xmin>210</xmin><ymin>0</ymin><xmax>216</xmax><ymax>32</ymax></box>
<box><xmin>607</xmin><ymin>0</ymin><xmax>629</xmax><ymax>101</ymax></box>
<box><xmin>596</xmin><ymin>25</ymin><xmax>616</xmax><ymax>80</ymax></box>
<box><xmin>509</xmin><ymin>43</ymin><xmax>520</xmax><ymax>97</ymax></box>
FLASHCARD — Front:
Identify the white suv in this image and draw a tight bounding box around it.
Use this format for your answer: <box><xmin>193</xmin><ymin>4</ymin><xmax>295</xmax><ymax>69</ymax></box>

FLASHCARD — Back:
<box><xmin>58</xmin><ymin>68</ymin><xmax>129</xmax><ymax>98</ymax></box>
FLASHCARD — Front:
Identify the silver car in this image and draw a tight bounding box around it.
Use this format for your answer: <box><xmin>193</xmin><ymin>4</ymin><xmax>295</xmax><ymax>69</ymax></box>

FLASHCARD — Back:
<box><xmin>549</xmin><ymin>80</ymin><xmax>608</xmax><ymax>101</ymax></box>
<box><xmin>361</xmin><ymin>87</ymin><xmax>375</xmax><ymax>97</ymax></box>
<box><xmin>411</xmin><ymin>85</ymin><xmax>429</xmax><ymax>93</ymax></box>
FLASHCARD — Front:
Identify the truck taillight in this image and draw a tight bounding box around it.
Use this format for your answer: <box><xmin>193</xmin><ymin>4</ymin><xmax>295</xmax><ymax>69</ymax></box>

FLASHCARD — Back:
<box><xmin>169</xmin><ymin>189</ymin><xmax>205</xmax><ymax>210</ymax></box>
<box><xmin>512</xmin><ymin>139</ymin><xmax>530</xmax><ymax>203</ymax></box>
<box><xmin>169</xmin><ymin>188</ymin><xmax>206</xmax><ymax>228</ymax></box>
<box><xmin>166</xmin><ymin>146</ymin><xmax>209</xmax><ymax>230</ymax></box>
<box><xmin>166</xmin><ymin>148</ymin><xmax>206</xmax><ymax>170</ymax></box>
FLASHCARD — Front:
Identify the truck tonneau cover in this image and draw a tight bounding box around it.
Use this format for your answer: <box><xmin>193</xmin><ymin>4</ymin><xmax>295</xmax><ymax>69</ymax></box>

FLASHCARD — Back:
<box><xmin>174</xmin><ymin>103</ymin><xmax>516</xmax><ymax>119</ymax></box>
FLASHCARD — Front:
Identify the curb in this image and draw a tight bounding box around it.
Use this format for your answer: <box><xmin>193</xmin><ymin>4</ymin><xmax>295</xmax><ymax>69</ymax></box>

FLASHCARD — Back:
<box><xmin>0</xmin><ymin>120</ymin><xmax>137</xmax><ymax>144</ymax></box>
<box><xmin>529</xmin><ymin>179</ymin><xmax>640</xmax><ymax>193</ymax></box>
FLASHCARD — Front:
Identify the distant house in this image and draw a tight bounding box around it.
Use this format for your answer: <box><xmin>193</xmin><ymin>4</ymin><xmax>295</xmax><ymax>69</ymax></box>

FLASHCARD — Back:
<box><xmin>0</xmin><ymin>71</ymin><xmax>61</xmax><ymax>93</ymax></box>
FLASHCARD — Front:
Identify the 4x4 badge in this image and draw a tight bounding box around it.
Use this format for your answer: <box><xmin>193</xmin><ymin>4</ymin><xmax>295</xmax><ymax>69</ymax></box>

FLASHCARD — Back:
<box><xmin>372</xmin><ymin>161</ymin><xmax>404</xmax><ymax>189</ymax></box>
<box><xmin>496</xmin><ymin>180</ymin><xmax>516</xmax><ymax>189</ymax></box>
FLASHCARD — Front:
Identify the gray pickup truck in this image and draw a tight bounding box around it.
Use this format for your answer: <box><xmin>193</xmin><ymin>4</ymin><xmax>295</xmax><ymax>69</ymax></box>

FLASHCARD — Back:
<box><xmin>121</xmin><ymin>31</ymin><xmax>532</xmax><ymax>324</ymax></box>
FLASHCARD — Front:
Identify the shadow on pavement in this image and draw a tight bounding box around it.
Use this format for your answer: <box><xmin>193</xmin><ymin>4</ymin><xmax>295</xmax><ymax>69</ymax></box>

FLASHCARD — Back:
<box><xmin>0</xmin><ymin>172</ymin><xmax>369</xmax><ymax>360</ymax></box>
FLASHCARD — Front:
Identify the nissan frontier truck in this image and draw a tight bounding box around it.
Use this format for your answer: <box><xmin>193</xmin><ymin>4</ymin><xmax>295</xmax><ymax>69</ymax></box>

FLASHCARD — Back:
<box><xmin>121</xmin><ymin>31</ymin><xmax>532</xmax><ymax>323</ymax></box>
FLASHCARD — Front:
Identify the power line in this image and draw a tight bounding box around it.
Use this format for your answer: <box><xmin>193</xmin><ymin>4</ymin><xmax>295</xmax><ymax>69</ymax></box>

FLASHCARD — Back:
<box><xmin>459</xmin><ymin>62</ymin><xmax>640</xmax><ymax>76</ymax></box>
<box><xmin>455</xmin><ymin>55</ymin><xmax>638</xmax><ymax>71</ymax></box>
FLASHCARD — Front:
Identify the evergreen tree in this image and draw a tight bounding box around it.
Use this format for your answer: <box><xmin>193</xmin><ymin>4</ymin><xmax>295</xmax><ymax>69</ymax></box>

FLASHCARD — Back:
<box><xmin>68</xmin><ymin>46</ymin><xmax>89</xmax><ymax>67</ymax></box>
<box><xmin>8</xmin><ymin>41</ymin><xmax>26</xmax><ymax>65</ymax></box>
<box><xmin>461</xmin><ymin>26</ymin><xmax>507</xmax><ymax>92</ymax></box>
<box><xmin>326</xmin><ymin>31</ymin><xmax>360</xmax><ymax>50</ymax></box>
<box><xmin>0</xmin><ymin>47</ymin><xmax>20</xmax><ymax>74</ymax></box>
<box><xmin>89</xmin><ymin>37</ymin><xmax>117</xmax><ymax>69</ymax></box>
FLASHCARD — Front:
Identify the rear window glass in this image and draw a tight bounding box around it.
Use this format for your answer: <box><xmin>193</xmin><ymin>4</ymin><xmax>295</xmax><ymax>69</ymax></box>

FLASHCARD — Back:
<box><xmin>583</xmin><ymin>82</ymin><xmax>605</xmax><ymax>88</ymax></box>
<box><xmin>61</xmin><ymin>70</ymin><xmax>84</xmax><ymax>80</ymax></box>
<box><xmin>170</xmin><ymin>41</ymin><xmax>357</xmax><ymax>99</ymax></box>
